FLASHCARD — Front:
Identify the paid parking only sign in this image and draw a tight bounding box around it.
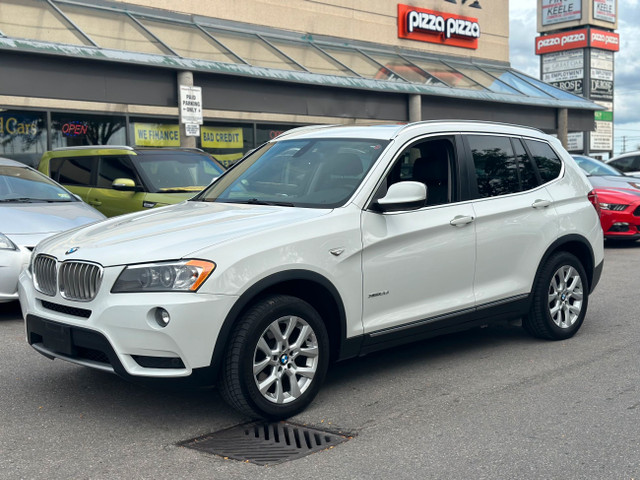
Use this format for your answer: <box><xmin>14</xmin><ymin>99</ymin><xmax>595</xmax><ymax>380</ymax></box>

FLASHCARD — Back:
<box><xmin>179</xmin><ymin>85</ymin><xmax>203</xmax><ymax>125</ymax></box>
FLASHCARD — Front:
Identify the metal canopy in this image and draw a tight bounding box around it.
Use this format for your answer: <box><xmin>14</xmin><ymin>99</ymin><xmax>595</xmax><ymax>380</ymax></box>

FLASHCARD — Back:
<box><xmin>0</xmin><ymin>0</ymin><xmax>601</xmax><ymax>111</ymax></box>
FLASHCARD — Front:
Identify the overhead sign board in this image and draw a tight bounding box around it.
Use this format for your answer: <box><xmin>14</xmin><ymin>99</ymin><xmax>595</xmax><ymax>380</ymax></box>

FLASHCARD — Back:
<box><xmin>179</xmin><ymin>85</ymin><xmax>203</xmax><ymax>125</ymax></box>
<box><xmin>535</xmin><ymin>28</ymin><xmax>588</xmax><ymax>54</ymax></box>
<box><xmin>397</xmin><ymin>4</ymin><xmax>480</xmax><ymax>50</ymax></box>
<box><xmin>549</xmin><ymin>79</ymin><xmax>583</xmax><ymax>95</ymax></box>
<box><xmin>593</xmin><ymin>0</ymin><xmax>616</xmax><ymax>23</ymax></box>
<box><xmin>541</xmin><ymin>50</ymin><xmax>584</xmax><ymax>73</ymax></box>
<box><xmin>589</xmin><ymin>28</ymin><xmax>619</xmax><ymax>51</ymax></box>
<box><xmin>535</xmin><ymin>28</ymin><xmax>619</xmax><ymax>54</ymax></box>
<box><xmin>541</xmin><ymin>0</ymin><xmax>582</xmax><ymax>26</ymax></box>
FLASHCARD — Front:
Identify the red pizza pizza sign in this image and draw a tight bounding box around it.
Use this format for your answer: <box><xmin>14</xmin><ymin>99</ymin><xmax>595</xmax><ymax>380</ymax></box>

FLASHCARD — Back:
<box><xmin>397</xmin><ymin>4</ymin><xmax>480</xmax><ymax>50</ymax></box>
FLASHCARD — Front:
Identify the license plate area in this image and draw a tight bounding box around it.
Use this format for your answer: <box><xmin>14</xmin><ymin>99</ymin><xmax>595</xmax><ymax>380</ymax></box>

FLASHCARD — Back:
<box><xmin>42</xmin><ymin>321</ymin><xmax>75</xmax><ymax>356</ymax></box>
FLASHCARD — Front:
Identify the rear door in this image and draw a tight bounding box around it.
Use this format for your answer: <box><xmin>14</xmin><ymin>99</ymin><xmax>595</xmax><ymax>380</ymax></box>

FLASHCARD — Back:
<box><xmin>48</xmin><ymin>155</ymin><xmax>95</xmax><ymax>203</ymax></box>
<box><xmin>464</xmin><ymin>134</ymin><xmax>559</xmax><ymax>306</ymax></box>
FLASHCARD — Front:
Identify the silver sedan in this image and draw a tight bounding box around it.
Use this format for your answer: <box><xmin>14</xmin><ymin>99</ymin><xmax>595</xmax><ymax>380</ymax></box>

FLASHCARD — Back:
<box><xmin>0</xmin><ymin>158</ymin><xmax>105</xmax><ymax>303</ymax></box>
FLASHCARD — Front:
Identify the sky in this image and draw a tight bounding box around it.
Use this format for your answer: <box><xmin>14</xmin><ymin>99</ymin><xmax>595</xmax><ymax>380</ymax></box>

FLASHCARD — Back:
<box><xmin>508</xmin><ymin>1</ymin><xmax>640</xmax><ymax>155</ymax></box>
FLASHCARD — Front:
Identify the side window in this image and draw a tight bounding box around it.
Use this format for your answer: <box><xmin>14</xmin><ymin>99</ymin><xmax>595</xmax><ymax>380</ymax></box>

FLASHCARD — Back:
<box><xmin>608</xmin><ymin>157</ymin><xmax>633</xmax><ymax>172</ymax></box>
<box><xmin>385</xmin><ymin>137</ymin><xmax>454</xmax><ymax>206</ymax></box>
<box><xmin>632</xmin><ymin>156</ymin><xmax>640</xmax><ymax>170</ymax></box>
<box><xmin>513</xmin><ymin>138</ymin><xmax>539</xmax><ymax>191</ymax></box>
<box><xmin>97</xmin><ymin>156</ymin><xmax>138</xmax><ymax>188</ymax></box>
<box><xmin>524</xmin><ymin>139</ymin><xmax>562</xmax><ymax>182</ymax></box>
<box><xmin>468</xmin><ymin>135</ymin><xmax>519</xmax><ymax>198</ymax></box>
<box><xmin>51</xmin><ymin>156</ymin><xmax>95</xmax><ymax>186</ymax></box>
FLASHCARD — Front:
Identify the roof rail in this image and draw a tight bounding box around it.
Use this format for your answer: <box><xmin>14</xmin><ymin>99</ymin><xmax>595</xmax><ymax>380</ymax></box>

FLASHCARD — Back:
<box><xmin>396</xmin><ymin>119</ymin><xmax>545</xmax><ymax>135</ymax></box>
<box><xmin>272</xmin><ymin>124</ymin><xmax>340</xmax><ymax>140</ymax></box>
<box><xmin>52</xmin><ymin>145</ymin><xmax>134</xmax><ymax>151</ymax></box>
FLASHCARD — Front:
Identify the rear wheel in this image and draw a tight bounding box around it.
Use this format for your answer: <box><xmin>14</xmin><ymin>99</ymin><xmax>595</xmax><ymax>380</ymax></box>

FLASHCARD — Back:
<box><xmin>219</xmin><ymin>294</ymin><xmax>329</xmax><ymax>419</ymax></box>
<box><xmin>523</xmin><ymin>252</ymin><xmax>589</xmax><ymax>340</ymax></box>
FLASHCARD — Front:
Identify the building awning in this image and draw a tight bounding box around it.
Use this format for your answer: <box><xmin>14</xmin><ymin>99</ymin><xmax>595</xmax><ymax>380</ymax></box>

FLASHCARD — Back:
<box><xmin>0</xmin><ymin>0</ymin><xmax>601</xmax><ymax>111</ymax></box>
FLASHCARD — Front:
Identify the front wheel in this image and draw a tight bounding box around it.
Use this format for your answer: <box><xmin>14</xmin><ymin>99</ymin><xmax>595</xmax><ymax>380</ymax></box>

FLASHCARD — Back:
<box><xmin>219</xmin><ymin>295</ymin><xmax>330</xmax><ymax>420</ymax></box>
<box><xmin>523</xmin><ymin>252</ymin><xmax>589</xmax><ymax>340</ymax></box>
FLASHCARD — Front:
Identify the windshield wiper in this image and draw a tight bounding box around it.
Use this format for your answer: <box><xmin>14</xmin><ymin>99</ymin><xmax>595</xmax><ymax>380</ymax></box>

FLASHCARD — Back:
<box><xmin>157</xmin><ymin>187</ymin><xmax>203</xmax><ymax>193</ymax></box>
<box><xmin>0</xmin><ymin>197</ymin><xmax>72</xmax><ymax>203</ymax></box>
<box><xmin>238</xmin><ymin>198</ymin><xmax>295</xmax><ymax>207</ymax></box>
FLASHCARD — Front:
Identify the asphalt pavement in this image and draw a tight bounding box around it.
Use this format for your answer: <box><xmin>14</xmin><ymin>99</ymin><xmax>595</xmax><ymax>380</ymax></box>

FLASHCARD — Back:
<box><xmin>1</xmin><ymin>242</ymin><xmax>639</xmax><ymax>479</ymax></box>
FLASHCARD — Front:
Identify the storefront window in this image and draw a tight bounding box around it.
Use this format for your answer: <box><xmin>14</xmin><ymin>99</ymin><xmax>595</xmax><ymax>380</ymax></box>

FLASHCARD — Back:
<box><xmin>200</xmin><ymin>123</ymin><xmax>254</xmax><ymax>167</ymax></box>
<box><xmin>0</xmin><ymin>110</ymin><xmax>47</xmax><ymax>167</ymax></box>
<box><xmin>131</xmin><ymin>121</ymin><xmax>180</xmax><ymax>147</ymax></box>
<box><xmin>51</xmin><ymin>113</ymin><xmax>126</xmax><ymax>149</ymax></box>
<box><xmin>256</xmin><ymin>124</ymin><xmax>299</xmax><ymax>146</ymax></box>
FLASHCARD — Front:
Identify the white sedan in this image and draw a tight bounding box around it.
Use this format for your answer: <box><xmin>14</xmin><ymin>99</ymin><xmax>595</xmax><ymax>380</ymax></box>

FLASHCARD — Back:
<box><xmin>0</xmin><ymin>158</ymin><xmax>105</xmax><ymax>303</ymax></box>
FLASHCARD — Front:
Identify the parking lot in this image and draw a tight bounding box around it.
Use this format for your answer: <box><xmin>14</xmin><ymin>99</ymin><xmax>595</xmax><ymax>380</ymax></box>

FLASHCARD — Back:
<box><xmin>1</xmin><ymin>242</ymin><xmax>639</xmax><ymax>479</ymax></box>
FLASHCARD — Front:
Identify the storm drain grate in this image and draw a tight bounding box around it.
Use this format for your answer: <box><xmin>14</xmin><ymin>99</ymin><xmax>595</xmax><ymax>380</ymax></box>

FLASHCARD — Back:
<box><xmin>179</xmin><ymin>421</ymin><xmax>351</xmax><ymax>465</ymax></box>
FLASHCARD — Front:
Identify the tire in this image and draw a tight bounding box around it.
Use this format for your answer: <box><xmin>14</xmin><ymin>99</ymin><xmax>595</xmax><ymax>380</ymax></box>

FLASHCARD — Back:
<box><xmin>219</xmin><ymin>294</ymin><xmax>330</xmax><ymax>420</ymax></box>
<box><xmin>523</xmin><ymin>252</ymin><xmax>589</xmax><ymax>340</ymax></box>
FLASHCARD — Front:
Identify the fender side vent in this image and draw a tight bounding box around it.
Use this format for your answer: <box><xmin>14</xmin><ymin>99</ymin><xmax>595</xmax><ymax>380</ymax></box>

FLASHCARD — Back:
<box><xmin>178</xmin><ymin>421</ymin><xmax>351</xmax><ymax>465</ymax></box>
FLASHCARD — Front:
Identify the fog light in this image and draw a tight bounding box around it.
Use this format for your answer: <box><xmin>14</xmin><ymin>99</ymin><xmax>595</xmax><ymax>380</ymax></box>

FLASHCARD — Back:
<box><xmin>609</xmin><ymin>222</ymin><xmax>630</xmax><ymax>233</ymax></box>
<box><xmin>155</xmin><ymin>307</ymin><xmax>171</xmax><ymax>327</ymax></box>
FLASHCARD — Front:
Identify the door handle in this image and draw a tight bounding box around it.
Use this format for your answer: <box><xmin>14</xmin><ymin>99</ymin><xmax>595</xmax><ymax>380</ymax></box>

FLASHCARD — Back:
<box><xmin>532</xmin><ymin>199</ymin><xmax>551</xmax><ymax>209</ymax></box>
<box><xmin>89</xmin><ymin>200</ymin><xmax>102</xmax><ymax>206</ymax></box>
<box><xmin>450</xmin><ymin>215</ymin><xmax>475</xmax><ymax>227</ymax></box>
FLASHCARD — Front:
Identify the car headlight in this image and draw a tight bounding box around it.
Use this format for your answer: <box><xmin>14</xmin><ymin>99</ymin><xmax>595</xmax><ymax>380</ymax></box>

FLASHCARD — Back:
<box><xmin>111</xmin><ymin>260</ymin><xmax>215</xmax><ymax>293</ymax></box>
<box><xmin>599</xmin><ymin>203</ymin><xmax>628</xmax><ymax>211</ymax></box>
<box><xmin>0</xmin><ymin>233</ymin><xmax>17</xmax><ymax>251</ymax></box>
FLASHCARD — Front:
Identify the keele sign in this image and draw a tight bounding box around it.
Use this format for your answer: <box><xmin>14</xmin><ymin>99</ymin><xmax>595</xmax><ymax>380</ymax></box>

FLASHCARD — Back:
<box><xmin>397</xmin><ymin>4</ymin><xmax>480</xmax><ymax>49</ymax></box>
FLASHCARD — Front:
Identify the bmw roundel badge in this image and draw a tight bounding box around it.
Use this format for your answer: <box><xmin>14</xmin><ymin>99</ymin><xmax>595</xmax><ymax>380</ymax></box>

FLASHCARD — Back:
<box><xmin>65</xmin><ymin>247</ymin><xmax>80</xmax><ymax>255</ymax></box>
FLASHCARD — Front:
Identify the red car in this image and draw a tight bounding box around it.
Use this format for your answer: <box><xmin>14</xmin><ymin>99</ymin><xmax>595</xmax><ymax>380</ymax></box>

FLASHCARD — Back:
<box><xmin>573</xmin><ymin>155</ymin><xmax>640</xmax><ymax>241</ymax></box>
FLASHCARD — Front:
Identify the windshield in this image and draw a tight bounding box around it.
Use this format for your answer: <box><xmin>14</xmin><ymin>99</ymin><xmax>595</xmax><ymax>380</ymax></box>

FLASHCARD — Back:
<box><xmin>572</xmin><ymin>155</ymin><xmax>622</xmax><ymax>177</ymax></box>
<box><xmin>0</xmin><ymin>165</ymin><xmax>75</xmax><ymax>203</ymax></box>
<box><xmin>135</xmin><ymin>152</ymin><xmax>225</xmax><ymax>193</ymax></box>
<box><xmin>196</xmin><ymin>138</ymin><xmax>389</xmax><ymax>208</ymax></box>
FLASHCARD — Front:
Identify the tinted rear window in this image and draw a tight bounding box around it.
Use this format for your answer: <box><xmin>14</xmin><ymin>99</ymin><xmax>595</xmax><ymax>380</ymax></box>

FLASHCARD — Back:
<box><xmin>524</xmin><ymin>140</ymin><xmax>562</xmax><ymax>183</ymax></box>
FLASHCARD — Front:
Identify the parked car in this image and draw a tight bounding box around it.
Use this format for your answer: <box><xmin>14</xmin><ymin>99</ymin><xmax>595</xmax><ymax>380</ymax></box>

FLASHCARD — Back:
<box><xmin>20</xmin><ymin>121</ymin><xmax>603</xmax><ymax>419</ymax></box>
<box><xmin>606</xmin><ymin>151</ymin><xmax>640</xmax><ymax>177</ymax></box>
<box><xmin>572</xmin><ymin>154</ymin><xmax>640</xmax><ymax>241</ymax></box>
<box><xmin>39</xmin><ymin>146</ymin><xmax>225</xmax><ymax>217</ymax></box>
<box><xmin>0</xmin><ymin>158</ymin><xmax>104</xmax><ymax>303</ymax></box>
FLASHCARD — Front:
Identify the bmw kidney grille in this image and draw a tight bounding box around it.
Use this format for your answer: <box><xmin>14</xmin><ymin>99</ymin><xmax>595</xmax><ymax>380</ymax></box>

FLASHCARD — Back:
<box><xmin>33</xmin><ymin>254</ymin><xmax>103</xmax><ymax>301</ymax></box>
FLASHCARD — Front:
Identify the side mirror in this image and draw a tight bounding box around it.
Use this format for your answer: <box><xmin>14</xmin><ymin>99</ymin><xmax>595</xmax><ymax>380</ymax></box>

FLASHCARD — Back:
<box><xmin>376</xmin><ymin>181</ymin><xmax>427</xmax><ymax>212</ymax></box>
<box><xmin>112</xmin><ymin>178</ymin><xmax>138</xmax><ymax>191</ymax></box>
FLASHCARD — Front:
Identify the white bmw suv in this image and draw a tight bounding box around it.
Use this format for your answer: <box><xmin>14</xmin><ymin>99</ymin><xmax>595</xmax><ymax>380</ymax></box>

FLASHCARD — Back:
<box><xmin>19</xmin><ymin>121</ymin><xmax>604</xmax><ymax>420</ymax></box>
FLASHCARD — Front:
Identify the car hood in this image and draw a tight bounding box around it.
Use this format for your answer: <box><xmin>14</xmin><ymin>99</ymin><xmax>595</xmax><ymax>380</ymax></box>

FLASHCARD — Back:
<box><xmin>1</xmin><ymin>202</ymin><xmax>105</xmax><ymax>247</ymax></box>
<box><xmin>37</xmin><ymin>201</ymin><xmax>331</xmax><ymax>266</ymax></box>
<box><xmin>588</xmin><ymin>175</ymin><xmax>640</xmax><ymax>190</ymax></box>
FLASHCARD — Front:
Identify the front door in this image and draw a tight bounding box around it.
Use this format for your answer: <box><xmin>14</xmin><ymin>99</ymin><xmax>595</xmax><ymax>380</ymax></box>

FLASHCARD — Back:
<box><xmin>361</xmin><ymin>135</ymin><xmax>477</xmax><ymax>336</ymax></box>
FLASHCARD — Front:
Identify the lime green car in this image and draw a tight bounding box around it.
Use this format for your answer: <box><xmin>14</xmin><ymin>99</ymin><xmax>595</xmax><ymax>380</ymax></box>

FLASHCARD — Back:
<box><xmin>39</xmin><ymin>146</ymin><xmax>225</xmax><ymax>217</ymax></box>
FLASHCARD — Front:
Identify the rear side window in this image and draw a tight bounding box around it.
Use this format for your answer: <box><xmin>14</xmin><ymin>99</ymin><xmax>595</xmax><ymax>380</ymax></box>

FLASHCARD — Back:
<box><xmin>609</xmin><ymin>156</ymin><xmax>639</xmax><ymax>172</ymax></box>
<box><xmin>468</xmin><ymin>135</ymin><xmax>520</xmax><ymax>197</ymax></box>
<box><xmin>50</xmin><ymin>156</ymin><xmax>95</xmax><ymax>186</ymax></box>
<box><xmin>524</xmin><ymin>139</ymin><xmax>562</xmax><ymax>182</ymax></box>
<box><xmin>97</xmin><ymin>156</ymin><xmax>138</xmax><ymax>188</ymax></box>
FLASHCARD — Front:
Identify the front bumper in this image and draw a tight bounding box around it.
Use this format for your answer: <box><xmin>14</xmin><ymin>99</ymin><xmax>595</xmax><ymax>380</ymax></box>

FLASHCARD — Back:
<box><xmin>600</xmin><ymin>207</ymin><xmax>640</xmax><ymax>239</ymax></box>
<box><xmin>19</xmin><ymin>266</ymin><xmax>237</xmax><ymax>379</ymax></box>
